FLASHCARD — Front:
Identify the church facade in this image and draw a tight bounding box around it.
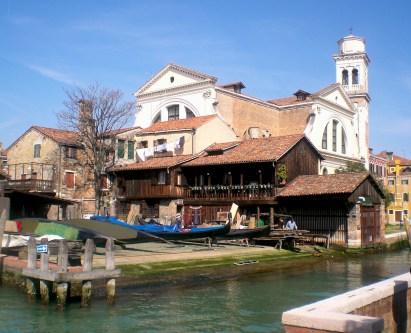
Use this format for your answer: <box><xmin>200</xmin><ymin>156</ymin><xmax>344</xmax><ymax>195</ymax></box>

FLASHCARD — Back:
<box><xmin>133</xmin><ymin>34</ymin><xmax>370</xmax><ymax>174</ymax></box>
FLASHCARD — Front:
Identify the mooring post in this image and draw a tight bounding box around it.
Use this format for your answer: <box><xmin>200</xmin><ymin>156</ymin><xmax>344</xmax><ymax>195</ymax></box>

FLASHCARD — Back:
<box><xmin>39</xmin><ymin>238</ymin><xmax>50</xmax><ymax>305</ymax></box>
<box><xmin>81</xmin><ymin>239</ymin><xmax>94</xmax><ymax>307</ymax></box>
<box><xmin>105</xmin><ymin>238</ymin><xmax>116</xmax><ymax>304</ymax></box>
<box><xmin>56</xmin><ymin>240</ymin><xmax>69</xmax><ymax>309</ymax></box>
<box><xmin>26</xmin><ymin>237</ymin><xmax>37</xmax><ymax>300</ymax></box>
<box><xmin>56</xmin><ymin>283</ymin><xmax>68</xmax><ymax>310</ymax></box>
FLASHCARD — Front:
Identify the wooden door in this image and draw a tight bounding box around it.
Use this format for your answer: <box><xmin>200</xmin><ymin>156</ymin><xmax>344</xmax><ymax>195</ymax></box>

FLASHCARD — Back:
<box><xmin>395</xmin><ymin>210</ymin><xmax>402</xmax><ymax>222</ymax></box>
<box><xmin>361</xmin><ymin>205</ymin><xmax>381</xmax><ymax>247</ymax></box>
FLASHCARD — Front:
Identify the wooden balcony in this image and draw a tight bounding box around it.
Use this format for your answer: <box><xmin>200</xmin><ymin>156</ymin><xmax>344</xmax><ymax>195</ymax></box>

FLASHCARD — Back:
<box><xmin>7</xmin><ymin>179</ymin><xmax>55</xmax><ymax>193</ymax></box>
<box><xmin>184</xmin><ymin>184</ymin><xmax>277</xmax><ymax>203</ymax></box>
<box><xmin>120</xmin><ymin>179</ymin><xmax>185</xmax><ymax>199</ymax></box>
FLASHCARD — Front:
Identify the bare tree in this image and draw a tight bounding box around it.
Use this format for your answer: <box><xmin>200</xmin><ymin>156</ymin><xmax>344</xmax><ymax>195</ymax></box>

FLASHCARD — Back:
<box><xmin>57</xmin><ymin>83</ymin><xmax>134</xmax><ymax>214</ymax></box>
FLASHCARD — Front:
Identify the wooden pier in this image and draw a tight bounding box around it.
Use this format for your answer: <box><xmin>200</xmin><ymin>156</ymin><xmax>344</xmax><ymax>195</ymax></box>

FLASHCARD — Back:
<box><xmin>22</xmin><ymin>237</ymin><xmax>121</xmax><ymax>308</ymax></box>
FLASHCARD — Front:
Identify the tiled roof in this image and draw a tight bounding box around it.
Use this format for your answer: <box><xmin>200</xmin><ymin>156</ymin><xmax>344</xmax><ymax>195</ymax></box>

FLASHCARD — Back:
<box><xmin>377</xmin><ymin>151</ymin><xmax>411</xmax><ymax>166</ymax></box>
<box><xmin>204</xmin><ymin>141</ymin><xmax>240</xmax><ymax>152</ymax></box>
<box><xmin>138</xmin><ymin>115</ymin><xmax>216</xmax><ymax>134</ymax></box>
<box><xmin>278</xmin><ymin>172</ymin><xmax>370</xmax><ymax>197</ymax></box>
<box><xmin>102</xmin><ymin>127</ymin><xmax>141</xmax><ymax>137</ymax></box>
<box><xmin>183</xmin><ymin>134</ymin><xmax>309</xmax><ymax>167</ymax></box>
<box><xmin>109</xmin><ymin>155</ymin><xmax>196</xmax><ymax>171</ymax></box>
<box><xmin>33</xmin><ymin>126</ymin><xmax>80</xmax><ymax>146</ymax></box>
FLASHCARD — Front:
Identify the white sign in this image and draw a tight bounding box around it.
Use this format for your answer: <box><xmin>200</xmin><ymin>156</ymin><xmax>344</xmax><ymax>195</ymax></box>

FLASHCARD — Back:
<box><xmin>36</xmin><ymin>244</ymin><xmax>48</xmax><ymax>253</ymax></box>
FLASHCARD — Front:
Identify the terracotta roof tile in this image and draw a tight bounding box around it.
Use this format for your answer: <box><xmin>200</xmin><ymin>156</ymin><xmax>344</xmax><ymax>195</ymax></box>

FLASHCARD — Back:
<box><xmin>204</xmin><ymin>141</ymin><xmax>240</xmax><ymax>152</ymax></box>
<box><xmin>138</xmin><ymin>115</ymin><xmax>216</xmax><ymax>134</ymax></box>
<box><xmin>33</xmin><ymin>126</ymin><xmax>80</xmax><ymax>146</ymax></box>
<box><xmin>110</xmin><ymin>155</ymin><xmax>196</xmax><ymax>171</ymax></box>
<box><xmin>183</xmin><ymin>134</ymin><xmax>308</xmax><ymax>167</ymax></box>
<box><xmin>102</xmin><ymin>127</ymin><xmax>141</xmax><ymax>137</ymax></box>
<box><xmin>267</xmin><ymin>96</ymin><xmax>312</xmax><ymax>106</ymax></box>
<box><xmin>278</xmin><ymin>172</ymin><xmax>370</xmax><ymax>197</ymax></box>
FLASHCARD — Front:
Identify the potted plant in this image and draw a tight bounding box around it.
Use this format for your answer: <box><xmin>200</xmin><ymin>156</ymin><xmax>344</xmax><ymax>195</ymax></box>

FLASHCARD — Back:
<box><xmin>276</xmin><ymin>164</ymin><xmax>287</xmax><ymax>185</ymax></box>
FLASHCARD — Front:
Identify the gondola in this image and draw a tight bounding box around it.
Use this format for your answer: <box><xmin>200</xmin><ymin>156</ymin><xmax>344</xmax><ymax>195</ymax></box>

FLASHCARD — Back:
<box><xmin>63</xmin><ymin>216</ymin><xmax>231</xmax><ymax>243</ymax></box>
<box><xmin>220</xmin><ymin>225</ymin><xmax>270</xmax><ymax>240</ymax></box>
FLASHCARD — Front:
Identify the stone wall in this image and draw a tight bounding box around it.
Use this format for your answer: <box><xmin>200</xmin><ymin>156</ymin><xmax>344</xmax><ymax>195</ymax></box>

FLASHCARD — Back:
<box><xmin>282</xmin><ymin>272</ymin><xmax>411</xmax><ymax>333</ymax></box>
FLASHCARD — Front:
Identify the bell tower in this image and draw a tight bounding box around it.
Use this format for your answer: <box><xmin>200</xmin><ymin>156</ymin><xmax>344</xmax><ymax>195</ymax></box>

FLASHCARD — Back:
<box><xmin>333</xmin><ymin>33</ymin><xmax>370</xmax><ymax>166</ymax></box>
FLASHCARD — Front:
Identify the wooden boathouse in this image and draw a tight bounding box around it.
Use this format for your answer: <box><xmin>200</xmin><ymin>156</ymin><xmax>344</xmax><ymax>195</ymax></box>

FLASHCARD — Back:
<box><xmin>181</xmin><ymin>134</ymin><xmax>323</xmax><ymax>225</ymax></box>
<box><xmin>276</xmin><ymin>172</ymin><xmax>385</xmax><ymax>247</ymax></box>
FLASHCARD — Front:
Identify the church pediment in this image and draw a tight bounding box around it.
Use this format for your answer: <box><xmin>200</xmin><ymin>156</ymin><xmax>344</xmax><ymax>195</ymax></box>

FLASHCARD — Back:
<box><xmin>135</xmin><ymin>64</ymin><xmax>217</xmax><ymax>96</ymax></box>
<box><xmin>315</xmin><ymin>84</ymin><xmax>354</xmax><ymax>110</ymax></box>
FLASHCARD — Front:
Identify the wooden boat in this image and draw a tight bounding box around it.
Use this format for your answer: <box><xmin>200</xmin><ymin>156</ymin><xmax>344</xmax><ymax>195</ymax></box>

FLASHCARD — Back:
<box><xmin>10</xmin><ymin>218</ymin><xmax>109</xmax><ymax>242</ymax></box>
<box><xmin>220</xmin><ymin>225</ymin><xmax>270</xmax><ymax>240</ymax></box>
<box><xmin>64</xmin><ymin>216</ymin><xmax>231</xmax><ymax>243</ymax></box>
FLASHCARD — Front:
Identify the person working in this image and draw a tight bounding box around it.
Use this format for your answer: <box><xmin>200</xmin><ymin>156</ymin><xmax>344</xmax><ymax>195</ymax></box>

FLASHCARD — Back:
<box><xmin>285</xmin><ymin>218</ymin><xmax>298</xmax><ymax>230</ymax></box>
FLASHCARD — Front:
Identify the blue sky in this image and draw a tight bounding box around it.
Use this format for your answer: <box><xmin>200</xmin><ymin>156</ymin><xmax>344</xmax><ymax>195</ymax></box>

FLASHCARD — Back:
<box><xmin>1</xmin><ymin>0</ymin><xmax>411</xmax><ymax>156</ymax></box>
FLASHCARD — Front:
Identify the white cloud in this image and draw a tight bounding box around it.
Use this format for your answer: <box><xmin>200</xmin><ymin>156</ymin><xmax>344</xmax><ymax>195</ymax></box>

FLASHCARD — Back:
<box><xmin>26</xmin><ymin>64</ymin><xmax>81</xmax><ymax>86</ymax></box>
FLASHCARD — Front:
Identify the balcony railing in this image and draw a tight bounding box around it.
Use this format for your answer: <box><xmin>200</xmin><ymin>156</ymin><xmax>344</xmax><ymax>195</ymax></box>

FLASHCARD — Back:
<box><xmin>120</xmin><ymin>179</ymin><xmax>185</xmax><ymax>199</ymax></box>
<box><xmin>7</xmin><ymin>179</ymin><xmax>55</xmax><ymax>192</ymax></box>
<box><xmin>342</xmin><ymin>84</ymin><xmax>366</xmax><ymax>94</ymax></box>
<box><xmin>185</xmin><ymin>184</ymin><xmax>277</xmax><ymax>201</ymax></box>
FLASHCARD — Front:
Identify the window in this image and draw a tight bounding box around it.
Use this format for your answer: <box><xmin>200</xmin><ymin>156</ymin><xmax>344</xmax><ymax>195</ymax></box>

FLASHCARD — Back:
<box><xmin>185</xmin><ymin>107</ymin><xmax>195</xmax><ymax>118</ymax></box>
<box><xmin>352</xmin><ymin>69</ymin><xmax>359</xmax><ymax>85</ymax></box>
<box><xmin>154</xmin><ymin>139</ymin><xmax>167</xmax><ymax>152</ymax></box>
<box><xmin>127</xmin><ymin>141</ymin><xmax>134</xmax><ymax>160</ymax></box>
<box><xmin>332</xmin><ymin>120</ymin><xmax>338</xmax><ymax>152</ymax></box>
<box><xmin>388</xmin><ymin>179</ymin><xmax>395</xmax><ymax>186</ymax></box>
<box><xmin>341</xmin><ymin>127</ymin><xmax>346</xmax><ymax>154</ymax></box>
<box><xmin>117</xmin><ymin>139</ymin><xmax>125</xmax><ymax>159</ymax></box>
<box><xmin>401</xmin><ymin>179</ymin><xmax>409</xmax><ymax>185</ymax></box>
<box><xmin>342</xmin><ymin>69</ymin><xmax>349</xmax><ymax>85</ymax></box>
<box><xmin>403</xmin><ymin>193</ymin><xmax>409</xmax><ymax>202</ymax></box>
<box><xmin>65</xmin><ymin>147</ymin><xmax>77</xmax><ymax>159</ymax></box>
<box><xmin>322</xmin><ymin>125</ymin><xmax>328</xmax><ymax>149</ymax></box>
<box><xmin>388</xmin><ymin>192</ymin><xmax>395</xmax><ymax>202</ymax></box>
<box><xmin>167</xmin><ymin>105</ymin><xmax>179</xmax><ymax>120</ymax></box>
<box><xmin>389</xmin><ymin>210</ymin><xmax>394</xmax><ymax>214</ymax></box>
<box><xmin>33</xmin><ymin>144</ymin><xmax>41</xmax><ymax>158</ymax></box>
<box><xmin>158</xmin><ymin>171</ymin><xmax>166</xmax><ymax>185</ymax></box>
<box><xmin>64</xmin><ymin>172</ymin><xmax>75</xmax><ymax>189</ymax></box>
<box><xmin>137</xmin><ymin>141</ymin><xmax>148</xmax><ymax>149</ymax></box>
<box><xmin>100</xmin><ymin>175</ymin><xmax>108</xmax><ymax>190</ymax></box>
<box><xmin>322</xmin><ymin>168</ymin><xmax>328</xmax><ymax>175</ymax></box>
<box><xmin>404</xmin><ymin>210</ymin><xmax>409</xmax><ymax>215</ymax></box>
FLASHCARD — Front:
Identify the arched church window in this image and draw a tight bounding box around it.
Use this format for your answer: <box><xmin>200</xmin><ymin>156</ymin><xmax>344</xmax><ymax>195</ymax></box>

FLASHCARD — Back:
<box><xmin>341</xmin><ymin>127</ymin><xmax>347</xmax><ymax>154</ymax></box>
<box><xmin>342</xmin><ymin>70</ymin><xmax>349</xmax><ymax>85</ymax></box>
<box><xmin>322</xmin><ymin>168</ymin><xmax>328</xmax><ymax>175</ymax></box>
<box><xmin>322</xmin><ymin>124</ymin><xmax>328</xmax><ymax>149</ymax></box>
<box><xmin>185</xmin><ymin>107</ymin><xmax>195</xmax><ymax>118</ymax></box>
<box><xmin>153</xmin><ymin>112</ymin><xmax>161</xmax><ymax>123</ymax></box>
<box><xmin>352</xmin><ymin>69</ymin><xmax>359</xmax><ymax>85</ymax></box>
<box><xmin>332</xmin><ymin>120</ymin><xmax>338</xmax><ymax>152</ymax></box>
<box><xmin>167</xmin><ymin>104</ymin><xmax>179</xmax><ymax>120</ymax></box>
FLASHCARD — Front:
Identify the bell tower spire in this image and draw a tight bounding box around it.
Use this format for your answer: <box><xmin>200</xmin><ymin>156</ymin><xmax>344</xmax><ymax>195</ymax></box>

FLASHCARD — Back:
<box><xmin>333</xmin><ymin>33</ymin><xmax>371</xmax><ymax>167</ymax></box>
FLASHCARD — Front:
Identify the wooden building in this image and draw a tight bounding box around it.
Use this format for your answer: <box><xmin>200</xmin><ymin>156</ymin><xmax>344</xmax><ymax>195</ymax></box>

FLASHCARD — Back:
<box><xmin>277</xmin><ymin>172</ymin><xmax>385</xmax><ymax>247</ymax></box>
<box><xmin>181</xmin><ymin>134</ymin><xmax>322</xmax><ymax>224</ymax></box>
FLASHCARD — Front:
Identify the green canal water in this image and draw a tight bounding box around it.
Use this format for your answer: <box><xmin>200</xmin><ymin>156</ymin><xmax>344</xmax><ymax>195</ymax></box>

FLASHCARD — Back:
<box><xmin>1</xmin><ymin>250</ymin><xmax>410</xmax><ymax>333</ymax></box>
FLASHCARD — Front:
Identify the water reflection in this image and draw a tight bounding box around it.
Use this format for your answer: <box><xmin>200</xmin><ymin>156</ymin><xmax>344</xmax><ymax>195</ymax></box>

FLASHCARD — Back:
<box><xmin>0</xmin><ymin>250</ymin><xmax>410</xmax><ymax>333</ymax></box>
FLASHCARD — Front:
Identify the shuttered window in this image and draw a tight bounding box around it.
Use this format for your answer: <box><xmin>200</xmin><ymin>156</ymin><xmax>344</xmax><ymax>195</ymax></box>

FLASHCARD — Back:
<box><xmin>64</xmin><ymin>172</ymin><xmax>75</xmax><ymax>189</ymax></box>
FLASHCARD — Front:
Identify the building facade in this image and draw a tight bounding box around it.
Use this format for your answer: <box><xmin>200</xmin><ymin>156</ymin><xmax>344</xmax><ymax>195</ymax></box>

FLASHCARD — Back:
<box><xmin>132</xmin><ymin>34</ymin><xmax>370</xmax><ymax>174</ymax></box>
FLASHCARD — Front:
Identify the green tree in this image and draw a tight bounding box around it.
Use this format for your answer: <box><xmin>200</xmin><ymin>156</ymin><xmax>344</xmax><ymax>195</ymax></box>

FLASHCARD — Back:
<box><xmin>335</xmin><ymin>161</ymin><xmax>366</xmax><ymax>173</ymax></box>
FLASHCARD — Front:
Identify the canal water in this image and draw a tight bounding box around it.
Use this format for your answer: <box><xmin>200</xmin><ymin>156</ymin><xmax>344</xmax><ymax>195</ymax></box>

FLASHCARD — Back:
<box><xmin>1</xmin><ymin>250</ymin><xmax>410</xmax><ymax>333</ymax></box>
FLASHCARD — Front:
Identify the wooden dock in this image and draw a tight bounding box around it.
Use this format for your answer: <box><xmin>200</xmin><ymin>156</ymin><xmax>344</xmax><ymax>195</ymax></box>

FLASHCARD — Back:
<box><xmin>22</xmin><ymin>237</ymin><xmax>120</xmax><ymax>308</ymax></box>
<box><xmin>254</xmin><ymin>230</ymin><xmax>330</xmax><ymax>249</ymax></box>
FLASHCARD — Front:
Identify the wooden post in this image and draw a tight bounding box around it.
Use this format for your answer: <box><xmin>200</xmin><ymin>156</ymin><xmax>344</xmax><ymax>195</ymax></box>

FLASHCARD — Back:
<box><xmin>257</xmin><ymin>206</ymin><xmax>260</xmax><ymax>223</ymax></box>
<box><xmin>106</xmin><ymin>279</ymin><xmax>116</xmax><ymax>305</ymax></box>
<box><xmin>270</xmin><ymin>207</ymin><xmax>275</xmax><ymax>231</ymax></box>
<box><xmin>81</xmin><ymin>281</ymin><xmax>92</xmax><ymax>307</ymax></box>
<box><xmin>40</xmin><ymin>280</ymin><xmax>50</xmax><ymax>305</ymax></box>
<box><xmin>56</xmin><ymin>283</ymin><xmax>68</xmax><ymax>310</ymax></box>
<box><xmin>83</xmin><ymin>239</ymin><xmax>94</xmax><ymax>272</ymax></box>
<box><xmin>26</xmin><ymin>278</ymin><xmax>36</xmax><ymax>301</ymax></box>
<box><xmin>81</xmin><ymin>239</ymin><xmax>94</xmax><ymax>307</ymax></box>
<box><xmin>40</xmin><ymin>238</ymin><xmax>49</xmax><ymax>272</ymax></box>
<box><xmin>27</xmin><ymin>237</ymin><xmax>37</xmax><ymax>269</ymax></box>
<box><xmin>57</xmin><ymin>240</ymin><xmax>68</xmax><ymax>273</ymax></box>
<box><xmin>39</xmin><ymin>238</ymin><xmax>49</xmax><ymax>305</ymax></box>
<box><xmin>105</xmin><ymin>238</ymin><xmax>115</xmax><ymax>270</ymax></box>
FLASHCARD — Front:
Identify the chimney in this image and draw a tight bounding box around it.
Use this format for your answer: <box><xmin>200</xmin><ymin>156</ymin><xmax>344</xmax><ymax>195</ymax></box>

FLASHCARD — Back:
<box><xmin>294</xmin><ymin>89</ymin><xmax>311</xmax><ymax>101</ymax></box>
<box><xmin>386</xmin><ymin>152</ymin><xmax>393</xmax><ymax>161</ymax></box>
<box><xmin>220</xmin><ymin>81</ymin><xmax>246</xmax><ymax>94</ymax></box>
<box><xmin>78</xmin><ymin>99</ymin><xmax>94</xmax><ymax>136</ymax></box>
<box><xmin>368</xmin><ymin>147</ymin><xmax>373</xmax><ymax>155</ymax></box>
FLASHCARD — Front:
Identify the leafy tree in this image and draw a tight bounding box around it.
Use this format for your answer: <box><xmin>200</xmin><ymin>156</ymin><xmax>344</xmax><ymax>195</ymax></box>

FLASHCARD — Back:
<box><xmin>335</xmin><ymin>161</ymin><xmax>366</xmax><ymax>173</ymax></box>
<box><xmin>57</xmin><ymin>83</ymin><xmax>134</xmax><ymax>213</ymax></box>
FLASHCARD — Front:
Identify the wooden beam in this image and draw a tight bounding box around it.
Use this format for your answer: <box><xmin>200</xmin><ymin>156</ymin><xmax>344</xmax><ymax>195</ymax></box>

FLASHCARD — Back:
<box><xmin>83</xmin><ymin>239</ymin><xmax>94</xmax><ymax>272</ymax></box>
